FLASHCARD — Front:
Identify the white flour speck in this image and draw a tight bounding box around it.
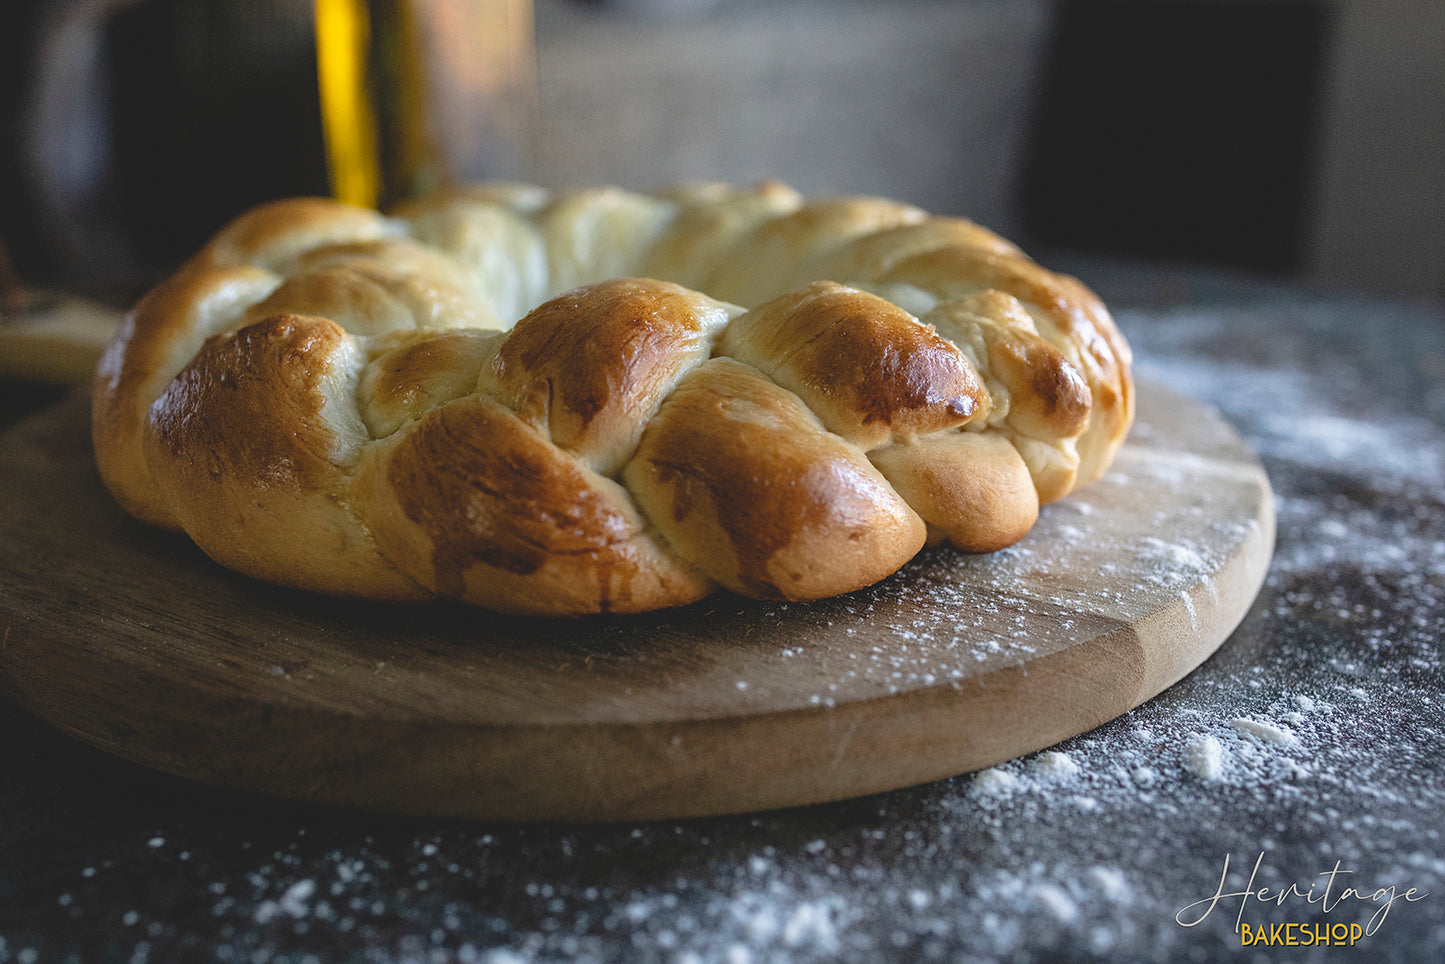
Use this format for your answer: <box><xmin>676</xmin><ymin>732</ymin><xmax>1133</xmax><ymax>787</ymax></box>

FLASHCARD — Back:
<box><xmin>1086</xmin><ymin>867</ymin><xmax>1132</xmax><ymax>902</ymax></box>
<box><xmin>1182</xmin><ymin>733</ymin><xmax>1225</xmax><ymax>781</ymax></box>
<box><xmin>780</xmin><ymin>900</ymin><xmax>838</xmax><ymax>950</ymax></box>
<box><xmin>1029</xmin><ymin>751</ymin><xmax>1081</xmax><ymax>781</ymax></box>
<box><xmin>1030</xmin><ymin>883</ymin><xmax>1079</xmax><ymax>924</ymax></box>
<box><xmin>971</xmin><ymin>768</ymin><xmax>1019</xmax><ymax>795</ymax></box>
<box><xmin>1230</xmin><ymin>718</ymin><xmax>1297</xmax><ymax>745</ymax></box>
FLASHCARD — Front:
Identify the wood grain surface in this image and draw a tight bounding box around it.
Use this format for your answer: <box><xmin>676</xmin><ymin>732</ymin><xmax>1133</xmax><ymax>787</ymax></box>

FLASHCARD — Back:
<box><xmin>0</xmin><ymin>380</ymin><xmax>1273</xmax><ymax>821</ymax></box>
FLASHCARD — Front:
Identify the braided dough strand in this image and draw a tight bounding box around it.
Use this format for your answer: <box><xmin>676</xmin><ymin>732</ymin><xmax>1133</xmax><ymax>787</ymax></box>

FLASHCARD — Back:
<box><xmin>92</xmin><ymin>182</ymin><xmax>1133</xmax><ymax>615</ymax></box>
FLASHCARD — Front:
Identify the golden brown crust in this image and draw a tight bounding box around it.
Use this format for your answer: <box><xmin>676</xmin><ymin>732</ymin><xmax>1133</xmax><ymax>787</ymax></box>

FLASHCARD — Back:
<box><xmin>718</xmin><ymin>281</ymin><xmax>989</xmax><ymax>450</ymax></box>
<box><xmin>92</xmin><ymin>181</ymin><xmax>1133</xmax><ymax>615</ymax></box>
<box><xmin>479</xmin><ymin>278</ymin><xmax>738</xmax><ymax>475</ymax></box>
<box><xmin>702</xmin><ymin>196</ymin><xmax>928</xmax><ymax>307</ymax></box>
<box><xmin>145</xmin><ymin>314</ymin><xmax>424</xmax><ymax>599</ymax></box>
<box><xmin>643</xmin><ymin>180</ymin><xmax>803</xmax><ymax>289</ymax></box>
<box><xmin>359</xmin><ymin>328</ymin><xmax>499</xmax><ymax>439</ymax></box>
<box><xmin>622</xmin><ymin>358</ymin><xmax>925</xmax><ymax>600</ymax></box>
<box><xmin>203</xmin><ymin>197</ymin><xmax>391</xmax><ymax>272</ymax></box>
<box><xmin>879</xmin><ymin>247</ymin><xmax>1132</xmax><ymax>487</ymax></box>
<box><xmin>247</xmin><ymin>239</ymin><xmax>499</xmax><ymax>334</ymax></box>
<box><xmin>812</xmin><ymin>217</ymin><xmax>1023</xmax><ymax>284</ymax></box>
<box><xmin>869</xmin><ymin>431</ymin><xmax>1039</xmax><ymax>553</ymax></box>
<box><xmin>355</xmin><ymin>394</ymin><xmax>712</xmax><ymax>616</ymax></box>
<box><xmin>92</xmin><ymin>264</ymin><xmax>283</xmax><ymax>527</ymax></box>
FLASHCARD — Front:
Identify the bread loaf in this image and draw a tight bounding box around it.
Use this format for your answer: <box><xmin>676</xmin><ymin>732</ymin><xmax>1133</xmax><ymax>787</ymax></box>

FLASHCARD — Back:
<box><xmin>92</xmin><ymin>182</ymin><xmax>1133</xmax><ymax>615</ymax></box>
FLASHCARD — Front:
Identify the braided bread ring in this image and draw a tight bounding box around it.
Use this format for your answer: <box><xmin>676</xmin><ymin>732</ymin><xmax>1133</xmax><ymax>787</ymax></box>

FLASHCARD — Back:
<box><xmin>92</xmin><ymin>182</ymin><xmax>1133</xmax><ymax>615</ymax></box>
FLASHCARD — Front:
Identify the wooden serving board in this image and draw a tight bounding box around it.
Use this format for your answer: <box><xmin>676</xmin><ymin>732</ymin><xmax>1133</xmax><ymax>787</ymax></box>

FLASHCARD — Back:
<box><xmin>0</xmin><ymin>381</ymin><xmax>1273</xmax><ymax>822</ymax></box>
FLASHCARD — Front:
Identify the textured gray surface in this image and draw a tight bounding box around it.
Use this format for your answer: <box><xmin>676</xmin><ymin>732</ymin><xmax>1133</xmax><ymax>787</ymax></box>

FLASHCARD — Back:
<box><xmin>1</xmin><ymin>265</ymin><xmax>1442</xmax><ymax>962</ymax></box>
<box><xmin>526</xmin><ymin>0</ymin><xmax>1445</xmax><ymax>298</ymax></box>
<box><xmin>531</xmin><ymin>0</ymin><xmax>1052</xmax><ymax>240</ymax></box>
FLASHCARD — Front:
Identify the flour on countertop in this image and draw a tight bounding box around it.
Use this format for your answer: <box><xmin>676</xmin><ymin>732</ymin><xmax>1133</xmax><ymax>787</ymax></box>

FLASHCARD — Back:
<box><xmin>1182</xmin><ymin>733</ymin><xmax>1226</xmax><ymax>781</ymax></box>
<box><xmin>1230</xmin><ymin>717</ymin><xmax>1296</xmax><ymax>745</ymax></box>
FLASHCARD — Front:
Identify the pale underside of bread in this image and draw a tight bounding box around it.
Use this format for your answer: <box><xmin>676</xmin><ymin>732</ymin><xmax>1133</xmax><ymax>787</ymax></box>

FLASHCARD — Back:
<box><xmin>91</xmin><ymin>182</ymin><xmax>1134</xmax><ymax>616</ymax></box>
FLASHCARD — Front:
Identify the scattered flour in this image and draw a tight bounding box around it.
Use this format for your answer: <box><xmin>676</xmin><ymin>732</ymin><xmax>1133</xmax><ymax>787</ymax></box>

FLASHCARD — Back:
<box><xmin>1230</xmin><ymin>717</ymin><xmax>1297</xmax><ymax>745</ymax></box>
<box><xmin>970</xmin><ymin>768</ymin><xmax>1019</xmax><ymax>796</ymax></box>
<box><xmin>1182</xmin><ymin>733</ymin><xmax>1226</xmax><ymax>781</ymax></box>
<box><xmin>1029</xmin><ymin>751</ymin><xmax>1081</xmax><ymax>781</ymax></box>
<box><xmin>1085</xmin><ymin>867</ymin><xmax>1132</xmax><ymax>903</ymax></box>
<box><xmin>253</xmin><ymin>879</ymin><xmax>317</xmax><ymax>924</ymax></box>
<box><xmin>1029</xmin><ymin>883</ymin><xmax>1079</xmax><ymax>924</ymax></box>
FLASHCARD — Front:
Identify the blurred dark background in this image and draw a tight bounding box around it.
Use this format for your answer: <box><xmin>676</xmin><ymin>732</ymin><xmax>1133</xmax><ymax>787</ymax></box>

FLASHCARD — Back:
<box><xmin>1023</xmin><ymin>0</ymin><xmax>1329</xmax><ymax>277</ymax></box>
<box><xmin>1</xmin><ymin>0</ymin><xmax>1441</xmax><ymax>305</ymax></box>
<box><xmin>0</xmin><ymin>0</ymin><xmax>327</xmax><ymax>299</ymax></box>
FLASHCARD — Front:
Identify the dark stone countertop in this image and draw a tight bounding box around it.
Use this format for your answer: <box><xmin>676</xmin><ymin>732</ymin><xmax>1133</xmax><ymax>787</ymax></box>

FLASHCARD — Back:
<box><xmin>2</xmin><ymin>262</ymin><xmax>1442</xmax><ymax>963</ymax></box>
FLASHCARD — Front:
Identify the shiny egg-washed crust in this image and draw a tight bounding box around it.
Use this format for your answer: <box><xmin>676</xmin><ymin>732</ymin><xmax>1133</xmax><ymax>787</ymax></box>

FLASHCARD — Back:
<box><xmin>92</xmin><ymin>181</ymin><xmax>1133</xmax><ymax>615</ymax></box>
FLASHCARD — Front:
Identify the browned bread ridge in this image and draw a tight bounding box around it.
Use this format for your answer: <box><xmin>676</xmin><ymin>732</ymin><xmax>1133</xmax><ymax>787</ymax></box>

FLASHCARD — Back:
<box><xmin>92</xmin><ymin>182</ymin><xmax>1133</xmax><ymax>615</ymax></box>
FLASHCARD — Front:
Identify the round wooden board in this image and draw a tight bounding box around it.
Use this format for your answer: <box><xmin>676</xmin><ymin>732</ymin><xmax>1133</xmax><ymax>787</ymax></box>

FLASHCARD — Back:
<box><xmin>0</xmin><ymin>381</ymin><xmax>1273</xmax><ymax>822</ymax></box>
